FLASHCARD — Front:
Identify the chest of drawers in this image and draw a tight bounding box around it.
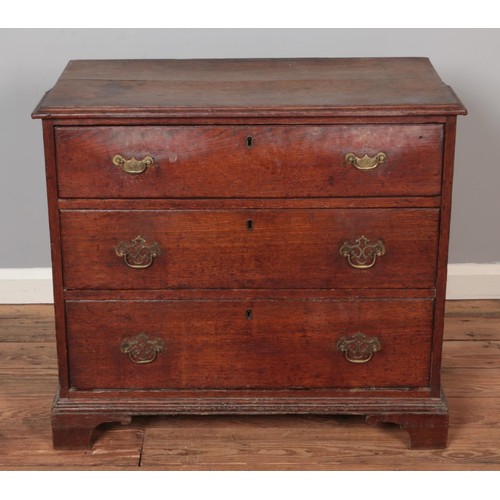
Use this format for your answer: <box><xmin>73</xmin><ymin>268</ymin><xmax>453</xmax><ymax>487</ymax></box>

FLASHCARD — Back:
<box><xmin>32</xmin><ymin>58</ymin><xmax>466</xmax><ymax>449</ymax></box>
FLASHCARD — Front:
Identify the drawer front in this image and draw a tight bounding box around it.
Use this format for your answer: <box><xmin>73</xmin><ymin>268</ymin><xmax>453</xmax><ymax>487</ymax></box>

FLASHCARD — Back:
<box><xmin>66</xmin><ymin>299</ymin><xmax>433</xmax><ymax>390</ymax></box>
<box><xmin>60</xmin><ymin>208</ymin><xmax>439</xmax><ymax>290</ymax></box>
<box><xmin>55</xmin><ymin>125</ymin><xmax>443</xmax><ymax>198</ymax></box>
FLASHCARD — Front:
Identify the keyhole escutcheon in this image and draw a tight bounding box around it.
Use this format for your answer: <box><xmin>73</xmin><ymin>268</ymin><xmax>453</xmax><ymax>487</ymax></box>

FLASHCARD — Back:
<box><xmin>246</xmin><ymin>219</ymin><xmax>254</xmax><ymax>231</ymax></box>
<box><xmin>246</xmin><ymin>136</ymin><xmax>254</xmax><ymax>148</ymax></box>
<box><xmin>246</xmin><ymin>309</ymin><xmax>253</xmax><ymax>320</ymax></box>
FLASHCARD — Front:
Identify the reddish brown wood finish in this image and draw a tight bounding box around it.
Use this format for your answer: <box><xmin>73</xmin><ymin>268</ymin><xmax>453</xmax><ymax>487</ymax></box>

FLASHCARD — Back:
<box><xmin>32</xmin><ymin>58</ymin><xmax>466</xmax><ymax>118</ymax></box>
<box><xmin>366</xmin><ymin>411</ymin><xmax>449</xmax><ymax>449</ymax></box>
<box><xmin>65</xmin><ymin>299</ymin><xmax>433</xmax><ymax>390</ymax></box>
<box><xmin>59</xmin><ymin>208</ymin><xmax>439</xmax><ymax>290</ymax></box>
<box><xmin>32</xmin><ymin>58</ymin><xmax>466</xmax><ymax>450</ymax></box>
<box><xmin>55</xmin><ymin>124</ymin><xmax>443</xmax><ymax>198</ymax></box>
<box><xmin>5</xmin><ymin>302</ymin><xmax>498</xmax><ymax>466</ymax></box>
<box><xmin>56</xmin><ymin>197</ymin><xmax>442</xmax><ymax>210</ymax></box>
<box><xmin>42</xmin><ymin>122</ymin><xmax>70</xmax><ymax>397</ymax></box>
<box><xmin>430</xmin><ymin>116</ymin><xmax>459</xmax><ymax>397</ymax></box>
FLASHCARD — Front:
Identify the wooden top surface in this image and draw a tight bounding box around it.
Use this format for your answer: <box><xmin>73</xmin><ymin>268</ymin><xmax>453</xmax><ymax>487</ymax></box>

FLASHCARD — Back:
<box><xmin>32</xmin><ymin>58</ymin><xmax>467</xmax><ymax>119</ymax></box>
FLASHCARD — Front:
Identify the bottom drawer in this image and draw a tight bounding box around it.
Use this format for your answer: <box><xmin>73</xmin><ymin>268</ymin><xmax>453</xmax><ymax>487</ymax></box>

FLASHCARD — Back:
<box><xmin>65</xmin><ymin>299</ymin><xmax>434</xmax><ymax>390</ymax></box>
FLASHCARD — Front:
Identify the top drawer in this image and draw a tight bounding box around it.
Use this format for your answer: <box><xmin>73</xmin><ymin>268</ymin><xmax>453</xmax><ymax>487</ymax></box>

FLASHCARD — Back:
<box><xmin>55</xmin><ymin>125</ymin><xmax>443</xmax><ymax>198</ymax></box>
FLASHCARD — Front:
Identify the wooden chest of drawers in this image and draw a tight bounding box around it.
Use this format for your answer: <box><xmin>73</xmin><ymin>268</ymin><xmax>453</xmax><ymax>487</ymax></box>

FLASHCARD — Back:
<box><xmin>33</xmin><ymin>58</ymin><xmax>466</xmax><ymax>449</ymax></box>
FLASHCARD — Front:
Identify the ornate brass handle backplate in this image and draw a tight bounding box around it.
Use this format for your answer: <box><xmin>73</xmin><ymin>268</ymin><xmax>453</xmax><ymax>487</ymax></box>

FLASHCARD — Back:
<box><xmin>115</xmin><ymin>235</ymin><xmax>161</xmax><ymax>269</ymax></box>
<box><xmin>336</xmin><ymin>332</ymin><xmax>381</xmax><ymax>364</ymax></box>
<box><xmin>120</xmin><ymin>333</ymin><xmax>165</xmax><ymax>364</ymax></box>
<box><xmin>345</xmin><ymin>152</ymin><xmax>386</xmax><ymax>171</ymax></box>
<box><xmin>113</xmin><ymin>155</ymin><xmax>154</xmax><ymax>174</ymax></box>
<box><xmin>339</xmin><ymin>235</ymin><xmax>385</xmax><ymax>269</ymax></box>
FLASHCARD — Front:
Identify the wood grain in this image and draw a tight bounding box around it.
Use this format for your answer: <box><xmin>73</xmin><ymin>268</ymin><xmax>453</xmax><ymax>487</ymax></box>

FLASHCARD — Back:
<box><xmin>55</xmin><ymin>124</ymin><xmax>443</xmax><ymax>198</ymax></box>
<box><xmin>64</xmin><ymin>298</ymin><xmax>433</xmax><ymax>390</ymax></box>
<box><xmin>445</xmin><ymin>299</ymin><xmax>500</xmax><ymax>316</ymax></box>
<box><xmin>442</xmin><ymin>341</ymin><xmax>500</xmax><ymax>369</ymax></box>
<box><xmin>443</xmin><ymin>368</ymin><xmax>500</xmax><ymax>397</ymax></box>
<box><xmin>444</xmin><ymin>316</ymin><xmax>500</xmax><ymax>341</ymax></box>
<box><xmin>0</xmin><ymin>300</ymin><xmax>499</xmax><ymax>470</ymax></box>
<box><xmin>0</xmin><ymin>305</ymin><xmax>143</xmax><ymax>469</ymax></box>
<box><xmin>138</xmin><ymin>413</ymin><xmax>500</xmax><ymax>470</ymax></box>
<box><xmin>60</xmin><ymin>208</ymin><xmax>439</xmax><ymax>290</ymax></box>
<box><xmin>32</xmin><ymin>58</ymin><xmax>466</xmax><ymax>118</ymax></box>
<box><xmin>0</xmin><ymin>342</ymin><xmax>57</xmax><ymax>376</ymax></box>
<box><xmin>30</xmin><ymin>57</ymin><xmax>466</xmax><ymax>453</ymax></box>
<box><xmin>0</xmin><ymin>304</ymin><xmax>55</xmax><ymax>341</ymax></box>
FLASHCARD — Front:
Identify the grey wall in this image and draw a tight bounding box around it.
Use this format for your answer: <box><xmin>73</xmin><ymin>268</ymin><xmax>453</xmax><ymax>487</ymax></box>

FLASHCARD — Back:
<box><xmin>1</xmin><ymin>28</ymin><xmax>498</xmax><ymax>267</ymax></box>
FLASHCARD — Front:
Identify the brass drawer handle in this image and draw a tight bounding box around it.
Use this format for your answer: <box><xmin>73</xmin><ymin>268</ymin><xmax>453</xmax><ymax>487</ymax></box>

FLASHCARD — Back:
<box><xmin>339</xmin><ymin>235</ymin><xmax>385</xmax><ymax>269</ymax></box>
<box><xmin>336</xmin><ymin>332</ymin><xmax>381</xmax><ymax>364</ymax></box>
<box><xmin>120</xmin><ymin>333</ymin><xmax>165</xmax><ymax>364</ymax></box>
<box><xmin>115</xmin><ymin>235</ymin><xmax>161</xmax><ymax>269</ymax></box>
<box><xmin>112</xmin><ymin>154</ymin><xmax>154</xmax><ymax>174</ymax></box>
<box><xmin>345</xmin><ymin>152</ymin><xmax>386</xmax><ymax>171</ymax></box>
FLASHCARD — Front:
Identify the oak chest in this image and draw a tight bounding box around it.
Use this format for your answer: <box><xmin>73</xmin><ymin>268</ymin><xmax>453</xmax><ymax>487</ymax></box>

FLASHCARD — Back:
<box><xmin>32</xmin><ymin>58</ymin><xmax>466</xmax><ymax>449</ymax></box>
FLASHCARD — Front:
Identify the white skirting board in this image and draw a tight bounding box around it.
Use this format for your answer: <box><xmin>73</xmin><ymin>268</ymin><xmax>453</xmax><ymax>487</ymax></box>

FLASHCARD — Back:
<box><xmin>445</xmin><ymin>263</ymin><xmax>500</xmax><ymax>300</ymax></box>
<box><xmin>0</xmin><ymin>265</ymin><xmax>499</xmax><ymax>304</ymax></box>
<box><xmin>0</xmin><ymin>268</ymin><xmax>54</xmax><ymax>304</ymax></box>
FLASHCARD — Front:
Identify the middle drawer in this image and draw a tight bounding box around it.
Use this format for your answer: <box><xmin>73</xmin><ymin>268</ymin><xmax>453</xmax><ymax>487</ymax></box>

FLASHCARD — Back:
<box><xmin>60</xmin><ymin>208</ymin><xmax>439</xmax><ymax>290</ymax></box>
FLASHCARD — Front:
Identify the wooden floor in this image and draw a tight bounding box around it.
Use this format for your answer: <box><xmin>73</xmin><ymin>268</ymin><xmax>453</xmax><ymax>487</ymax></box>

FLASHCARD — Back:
<box><xmin>1</xmin><ymin>300</ymin><xmax>500</xmax><ymax>470</ymax></box>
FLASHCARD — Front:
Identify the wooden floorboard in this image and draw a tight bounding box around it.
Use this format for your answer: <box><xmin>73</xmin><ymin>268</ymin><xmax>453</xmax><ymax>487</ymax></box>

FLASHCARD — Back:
<box><xmin>1</xmin><ymin>300</ymin><xmax>499</xmax><ymax>470</ymax></box>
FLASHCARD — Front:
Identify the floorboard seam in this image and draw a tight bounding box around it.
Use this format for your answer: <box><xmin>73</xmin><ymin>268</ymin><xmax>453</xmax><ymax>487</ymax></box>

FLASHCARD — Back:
<box><xmin>138</xmin><ymin>428</ymin><xmax>146</xmax><ymax>467</ymax></box>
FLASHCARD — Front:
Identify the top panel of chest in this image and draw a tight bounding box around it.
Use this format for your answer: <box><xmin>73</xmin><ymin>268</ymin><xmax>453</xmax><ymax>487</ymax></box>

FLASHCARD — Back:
<box><xmin>32</xmin><ymin>58</ymin><xmax>466</xmax><ymax>119</ymax></box>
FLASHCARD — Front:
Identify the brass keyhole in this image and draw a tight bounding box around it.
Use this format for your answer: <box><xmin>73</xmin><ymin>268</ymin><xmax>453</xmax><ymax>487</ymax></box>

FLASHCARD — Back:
<box><xmin>246</xmin><ymin>309</ymin><xmax>253</xmax><ymax>320</ymax></box>
<box><xmin>246</xmin><ymin>136</ymin><xmax>254</xmax><ymax>148</ymax></box>
<box><xmin>246</xmin><ymin>219</ymin><xmax>253</xmax><ymax>231</ymax></box>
